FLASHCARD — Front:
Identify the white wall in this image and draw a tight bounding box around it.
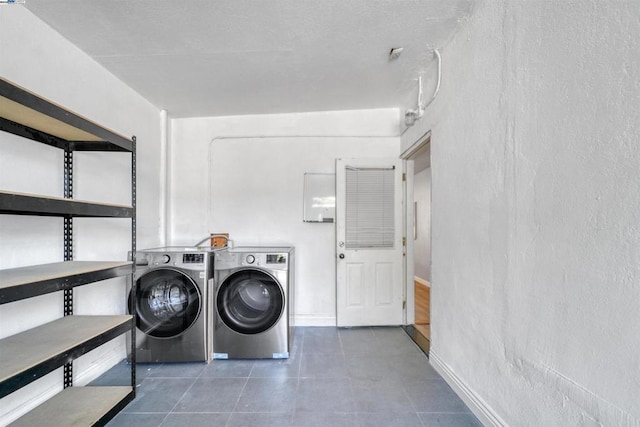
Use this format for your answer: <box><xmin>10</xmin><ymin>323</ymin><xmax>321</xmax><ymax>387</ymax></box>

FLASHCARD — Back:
<box><xmin>402</xmin><ymin>0</ymin><xmax>640</xmax><ymax>425</ymax></box>
<box><xmin>0</xmin><ymin>6</ymin><xmax>162</xmax><ymax>425</ymax></box>
<box><xmin>170</xmin><ymin>110</ymin><xmax>400</xmax><ymax>325</ymax></box>
<box><xmin>413</xmin><ymin>167</ymin><xmax>431</xmax><ymax>281</ymax></box>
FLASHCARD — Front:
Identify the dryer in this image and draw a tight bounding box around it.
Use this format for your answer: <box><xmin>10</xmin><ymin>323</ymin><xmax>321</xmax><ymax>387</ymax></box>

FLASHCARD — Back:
<box><xmin>127</xmin><ymin>247</ymin><xmax>214</xmax><ymax>363</ymax></box>
<box><xmin>212</xmin><ymin>247</ymin><xmax>294</xmax><ymax>359</ymax></box>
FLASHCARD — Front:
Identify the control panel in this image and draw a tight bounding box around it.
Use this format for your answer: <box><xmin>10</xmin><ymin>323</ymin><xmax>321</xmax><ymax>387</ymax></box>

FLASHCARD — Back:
<box><xmin>238</xmin><ymin>253</ymin><xmax>287</xmax><ymax>266</ymax></box>
<box><xmin>266</xmin><ymin>254</ymin><xmax>287</xmax><ymax>264</ymax></box>
<box><xmin>183</xmin><ymin>253</ymin><xmax>205</xmax><ymax>264</ymax></box>
<box><xmin>214</xmin><ymin>249</ymin><xmax>291</xmax><ymax>270</ymax></box>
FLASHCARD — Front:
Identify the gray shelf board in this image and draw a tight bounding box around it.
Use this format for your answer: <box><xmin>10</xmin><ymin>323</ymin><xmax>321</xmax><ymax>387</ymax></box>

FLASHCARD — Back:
<box><xmin>0</xmin><ymin>190</ymin><xmax>133</xmax><ymax>218</ymax></box>
<box><xmin>0</xmin><ymin>261</ymin><xmax>133</xmax><ymax>304</ymax></box>
<box><xmin>9</xmin><ymin>386</ymin><xmax>134</xmax><ymax>427</ymax></box>
<box><xmin>0</xmin><ymin>315</ymin><xmax>133</xmax><ymax>398</ymax></box>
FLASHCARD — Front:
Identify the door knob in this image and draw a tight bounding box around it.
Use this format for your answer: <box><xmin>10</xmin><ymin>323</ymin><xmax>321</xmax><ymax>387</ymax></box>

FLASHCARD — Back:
<box><xmin>339</xmin><ymin>253</ymin><xmax>345</xmax><ymax>259</ymax></box>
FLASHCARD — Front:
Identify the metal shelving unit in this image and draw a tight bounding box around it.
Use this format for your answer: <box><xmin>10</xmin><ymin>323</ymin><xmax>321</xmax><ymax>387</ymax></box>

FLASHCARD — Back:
<box><xmin>0</xmin><ymin>77</ymin><xmax>136</xmax><ymax>426</ymax></box>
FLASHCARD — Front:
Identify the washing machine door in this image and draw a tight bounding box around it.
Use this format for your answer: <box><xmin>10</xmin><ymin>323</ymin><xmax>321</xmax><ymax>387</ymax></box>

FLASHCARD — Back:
<box><xmin>217</xmin><ymin>268</ymin><xmax>284</xmax><ymax>334</ymax></box>
<box><xmin>131</xmin><ymin>268</ymin><xmax>201</xmax><ymax>338</ymax></box>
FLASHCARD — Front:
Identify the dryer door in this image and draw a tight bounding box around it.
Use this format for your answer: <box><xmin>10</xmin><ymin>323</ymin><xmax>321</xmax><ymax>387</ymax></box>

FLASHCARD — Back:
<box><xmin>131</xmin><ymin>268</ymin><xmax>201</xmax><ymax>338</ymax></box>
<box><xmin>217</xmin><ymin>268</ymin><xmax>284</xmax><ymax>334</ymax></box>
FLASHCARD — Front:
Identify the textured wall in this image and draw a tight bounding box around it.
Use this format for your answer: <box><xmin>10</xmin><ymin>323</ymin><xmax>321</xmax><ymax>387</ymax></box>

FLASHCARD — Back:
<box><xmin>401</xmin><ymin>0</ymin><xmax>640</xmax><ymax>425</ymax></box>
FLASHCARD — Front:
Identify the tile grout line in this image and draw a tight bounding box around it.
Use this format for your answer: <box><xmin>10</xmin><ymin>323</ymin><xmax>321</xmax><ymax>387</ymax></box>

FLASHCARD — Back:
<box><xmin>291</xmin><ymin>375</ymin><xmax>300</xmax><ymax>426</ymax></box>
<box><xmin>163</xmin><ymin>364</ymin><xmax>206</xmax><ymax>420</ymax></box>
<box><xmin>123</xmin><ymin>363</ymin><xmax>206</xmax><ymax>427</ymax></box>
<box><xmin>290</xmin><ymin>327</ymin><xmax>304</xmax><ymax>425</ymax></box>
<box><xmin>226</xmin><ymin>372</ymin><xmax>251</xmax><ymax>426</ymax></box>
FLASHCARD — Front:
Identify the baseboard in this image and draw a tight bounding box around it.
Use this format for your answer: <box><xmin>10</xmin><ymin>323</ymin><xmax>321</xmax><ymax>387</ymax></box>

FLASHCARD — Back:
<box><xmin>75</xmin><ymin>347</ymin><xmax>126</xmax><ymax>386</ymax></box>
<box><xmin>293</xmin><ymin>314</ymin><xmax>336</xmax><ymax>327</ymax></box>
<box><xmin>0</xmin><ymin>381</ymin><xmax>61</xmax><ymax>426</ymax></box>
<box><xmin>430</xmin><ymin>350</ymin><xmax>507</xmax><ymax>427</ymax></box>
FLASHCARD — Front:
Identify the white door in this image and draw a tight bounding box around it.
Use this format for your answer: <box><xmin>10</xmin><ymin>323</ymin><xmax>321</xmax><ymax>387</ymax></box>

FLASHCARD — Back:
<box><xmin>336</xmin><ymin>158</ymin><xmax>404</xmax><ymax>327</ymax></box>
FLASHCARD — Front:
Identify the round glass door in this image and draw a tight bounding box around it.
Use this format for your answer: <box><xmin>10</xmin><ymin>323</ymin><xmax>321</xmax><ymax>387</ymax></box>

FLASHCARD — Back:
<box><xmin>131</xmin><ymin>268</ymin><xmax>201</xmax><ymax>338</ymax></box>
<box><xmin>217</xmin><ymin>268</ymin><xmax>284</xmax><ymax>334</ymax></box>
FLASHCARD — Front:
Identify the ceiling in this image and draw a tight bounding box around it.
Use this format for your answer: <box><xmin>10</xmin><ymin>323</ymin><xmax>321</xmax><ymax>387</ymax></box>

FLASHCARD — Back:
<box><xmin>25</xmin><ymin>0</ymin><xmax>475</xmax><ymax>118</ymax></box>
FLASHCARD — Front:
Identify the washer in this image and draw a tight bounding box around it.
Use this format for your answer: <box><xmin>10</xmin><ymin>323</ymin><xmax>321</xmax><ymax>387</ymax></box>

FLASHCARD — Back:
<box><xmin>127</xmin><ymin>247</ymin><xmax>215</xmax><ymax>363</ymax></box>
<box><xmin>212</xmin><ymin>247</ymin><xmax>294</xmax><ymax>359</ymax></box>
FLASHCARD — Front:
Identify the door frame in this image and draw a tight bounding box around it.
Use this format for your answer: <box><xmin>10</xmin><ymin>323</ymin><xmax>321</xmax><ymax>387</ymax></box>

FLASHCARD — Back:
<box><xmin>399</xmin><ymin>130</ymin><xmax>432</xmax><ymax>327</ymax></box>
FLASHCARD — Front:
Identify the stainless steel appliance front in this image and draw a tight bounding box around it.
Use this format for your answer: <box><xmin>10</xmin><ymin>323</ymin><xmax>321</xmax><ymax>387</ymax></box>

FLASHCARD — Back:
<box><xmin>212</xmin><ymin>247</ymin><xmax>294</xmax><ymax>359</ymax></box>
<box><xmin>127</xmin><ymin>247</ymin><xmax>214</xmax><ymax>363</ymax></box>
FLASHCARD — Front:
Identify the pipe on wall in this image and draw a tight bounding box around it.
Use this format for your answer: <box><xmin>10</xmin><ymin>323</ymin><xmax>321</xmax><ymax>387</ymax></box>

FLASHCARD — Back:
<box><xmin>159</xmin><ymin>109</ymin><xmax>169</xmax><ymax>246</ymax></box>
<box><xmin>404</xmin><ymin>49</ymin><xmax>442</xmax><ymax>128</ymax></box>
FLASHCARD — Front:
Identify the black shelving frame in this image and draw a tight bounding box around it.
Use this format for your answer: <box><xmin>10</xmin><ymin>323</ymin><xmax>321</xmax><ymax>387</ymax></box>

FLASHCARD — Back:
<box><xmin>63</xmin><ymin>146</ymin><xmax>74</xmax><ymax>388</ymax></box>
<box><xmin>0</xmin><ymin>262</ymin><xmax>133</xmax><ymax>304</ymax></box>
<box><xmin>0</xmin><ymin>76</ymin><xmax>137</xmax><ymax>424</ymax></box>
<box><xmin>0</xmin><ymin>317</ymin><xmax>133</xmax><ymax>399</ymax></box>
<box><xmin>0</xmin><ymin>192</ymin><xmax>134</xmax><ymax>217</ymax></box>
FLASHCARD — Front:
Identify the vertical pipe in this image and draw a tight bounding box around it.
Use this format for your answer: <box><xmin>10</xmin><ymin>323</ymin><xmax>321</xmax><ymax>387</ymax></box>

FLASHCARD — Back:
<box><xmin>159</xmin><ymin>110</ymin><xmax>169</xmax><ymax>246</ymax></box>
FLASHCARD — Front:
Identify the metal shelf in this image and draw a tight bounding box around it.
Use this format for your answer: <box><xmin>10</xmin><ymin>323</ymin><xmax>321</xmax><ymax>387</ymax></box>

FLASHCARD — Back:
<box><xmin>0</xmin><ymin>315</ymin><xmax>133</xmax><ymax>399</ymax></box>
<box><xmin>9</xmin><ymin>386</ymin><xmax>134</xmax><ymax>427</ymax></box>
<box><xmin>0</xmin><ymin>191</ymin><xmax>133</xmax><ymax>218</ymax></box>
<box><xmin>0</xmin><ymin>77</ymin><xmax>133</xmax><ymax>152</ymax></box>
<box><xmin>0</xmin><ymin>76</ymin><xmax>137</xmax><ymax>424</ymax></box>
<box><xmin>0</xmin><ymin>261</ymin><xmax>133</xmax><ymax>304</ymax></box>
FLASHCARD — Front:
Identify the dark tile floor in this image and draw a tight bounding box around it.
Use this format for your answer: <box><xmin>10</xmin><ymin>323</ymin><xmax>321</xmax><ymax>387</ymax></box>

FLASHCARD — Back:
<box><xmin>97</xmin><ymin>327</ymin><xmax>482</xmax><ymax>427</ymax></box>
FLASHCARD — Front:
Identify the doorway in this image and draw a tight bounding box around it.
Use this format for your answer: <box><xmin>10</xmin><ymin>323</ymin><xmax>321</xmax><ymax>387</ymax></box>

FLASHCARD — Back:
<box><xmin>401</xmin><ymin>133</ymin><xmax>431</xmax><ymax>355</ymax></box>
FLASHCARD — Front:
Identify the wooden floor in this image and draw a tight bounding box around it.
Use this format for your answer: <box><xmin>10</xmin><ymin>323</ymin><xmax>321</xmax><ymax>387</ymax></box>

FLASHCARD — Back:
<box><xmin>414</xmin><ymin>279</ymin><xmax>430</xmax><ymax>341</ymax></box>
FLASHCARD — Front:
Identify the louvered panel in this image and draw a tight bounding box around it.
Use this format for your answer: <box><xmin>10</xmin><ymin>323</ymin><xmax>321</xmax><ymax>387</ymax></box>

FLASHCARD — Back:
<box><xmin>345</xmin><ymin>167</ymin><xmax>395</xmax><ymax>249</ymax></box>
